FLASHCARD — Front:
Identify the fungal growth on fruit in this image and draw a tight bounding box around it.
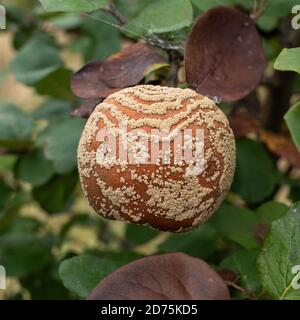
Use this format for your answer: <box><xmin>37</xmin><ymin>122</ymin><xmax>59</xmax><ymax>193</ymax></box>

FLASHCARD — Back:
<box><xmin>78</xmin><ymin>85</ymin><xmax>236</xmax><ymax>232</ymax></box>
<box><xmin>88</xmin><ymin>252</ymin><xmax>230</xmax><ymax>300</ymax></box>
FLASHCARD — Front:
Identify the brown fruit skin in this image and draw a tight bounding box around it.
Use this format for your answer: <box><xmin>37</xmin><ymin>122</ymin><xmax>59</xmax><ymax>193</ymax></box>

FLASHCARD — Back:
<box><xmin>78</xmin><ymin>85</ymin><xmax>236</xmax><ymax>232</ymax></box>
<box><xmin>88</xmin><ymin>252</ymin><xmax>230</xmax><ymax>300</ymax></box>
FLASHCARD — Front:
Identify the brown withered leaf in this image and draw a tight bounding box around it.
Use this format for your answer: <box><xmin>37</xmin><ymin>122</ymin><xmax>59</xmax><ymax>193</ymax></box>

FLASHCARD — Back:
<box><xmin>252</xmin><ymin>223</ymin><xmax>269</xmax><ymax>245</ymax></box>
<box><xmin>70</xmin><ymin>98</ymin><xmax>103</xmax><ymax>119</ymax></box>
<box><xmin>88</xmin><ymin>253</ymin><xmax>230</xmax><ymax>300</ymax></box>
<box><xmin>229</xmin><ymin>111</ymin><xmax>261</xmax><ymax>138</ymax></box>
<box><xmin>218</xmin><ymin>269</ymin><xmax>238</xmax><ymax>283</ymax></box>
<box><xmin>260</xmin><ymin>131</ymin><xmax>300</xmax><ymax>168</ymax></box>
<box><xmin>71</xmin><ymin>42</ymin><xmax>165</xmax><ymax>99</ymax></box>
<box><xmin>185</xmin><ymin>6</ymin><xmax>266</xmax><ymax>102</ymax></box>
<box><xmin>71</xmin><ymin>61</ymin><xmax>118</xmax><ymax>99</ymax></box>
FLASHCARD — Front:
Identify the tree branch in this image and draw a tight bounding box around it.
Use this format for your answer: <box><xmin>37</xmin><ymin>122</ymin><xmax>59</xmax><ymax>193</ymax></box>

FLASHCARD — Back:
<box><xmin>101</xmin><ymin>0</ymin><xmax>128</xmax><ymax>25</ymax></box>
<box><xmin>264</xmin><ymin>70</ymin><xmax>295</xmax><ymax>132</ymax></box>
<box><xmin>166</xmin><ymin>50</ymin><xmax>183</xmax><ymax>87</ymax></box>
<box><xmin>101</xmin><ymin>0</ymin><xmax>184</xmax><ymax>53</ymax></box>
<box><xmin>250</xmin><ymin>0</ymin><xmax>267</xmax><ymax>20</ymax></box>
<box><xmin>225</xmin><ymin>281</ymin><xmax>257</xmax><ymax>300</ymax></box>
<box><xmin>263</xmin><ymin>16</ymin><xmax>300</xmax><ymax>132</ymax></box>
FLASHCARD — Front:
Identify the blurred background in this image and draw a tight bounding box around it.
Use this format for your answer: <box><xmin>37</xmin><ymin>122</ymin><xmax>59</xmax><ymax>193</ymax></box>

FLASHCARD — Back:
<box><xmin>0</xmin><ymin>0</ymin><xmax>300</xmax><ymax>300</ymax></box>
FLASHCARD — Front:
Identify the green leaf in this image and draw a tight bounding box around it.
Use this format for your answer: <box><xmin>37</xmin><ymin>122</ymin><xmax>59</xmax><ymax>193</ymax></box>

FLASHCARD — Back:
<box><xmin>256</xmin><ymin>201</ymin><xmax>288</xmax><ymax>224</ymax></box>
<box><xmin>0</xmin><ymin>155</ymin><xmax>18</xmax><ymax>171</ymax></box>
<box><xmin>16</xmin><ymin>149</ymin><xmax>55</xmax><ymax>187</ymax></box>
<box><xmin>0</xmin><ymin>180</ymin><xmax>12</xmax><ymax>208</ymax></box>
<box><xmin>258</xmin><ymin>203</ymin><xmax>300</xmax><ymax>300</ymax></box>
<box><xmin>47</xmin><ymin>13</ymin><xmax>82</xmax><ymax>29</ymax></box>
<box><xmin>35</xmin><ymin>68</ymin><xmax>75</xmax><ymax>101</ymax></box>
<box><xmin>256</xmin><ymin>15</ymin><xmax>279</xmax><ymax>32</ymax></box>
<box><xmin>33</xmin><ymin>171</ymin><xmax>78</xmax><ymax>213</ymax></box>
<box><xmin>0</xmin><ymin>192</ymin><xmax>30</xmax><ymax>232</ymax></box>
<box><xmin>274</xmin><ymin>48</ymin><xmax>300</xmax><ymax>74</ymax></box>
<box><xmin>43</xmin><ymin>118</ymin><xmax>86</xmax><ymax>174</ymax></box>
<box><xmin>77</xmin><ymin>11</ymin><xmax>121</xmax><ymax>61</ymax></box>
<box><xmin>32</xmin><ymin>100</ymin><xmax>72</xmax><ymax>122</ymax></box>
<box><xmin>90</xmin><ymin>251</ymin><xmax>144</xmax><ymax>265</ymax></box>
<box><xmin>11</xmin><ymin>38</ymin><xmax>63</xmax><ymax>86</ymax></box>
<box><xmin>232</xmin><ymin>139</ymin><xmax>277</xmax><ymax>203</ymax></box>
<box><xmin>233</xmin><ymin>0</ymin><xmax>252</xmax><ymax>9</ymax></box>
<box><xmin>211</xmin><ymin>203</ymin><xmax>260</xmax><ymax>249</ymax></box>
<box><xmin>0</xmin><ymin>234</ymin><xmax>54</xmax><ymax>278</ymax></box>
<box><xmin>21</xmin><ymin>267</ymin><xmax>70</xmax><ymax>299</ymax></box>
<box><xmin>125</xmin><ymin>0</ymin><xmax>193</xmax><ymax>36</ymax></box>
<box><xmin>144</xmin><ymin>63</ymin><xmax>170</xmax><ymax>78</ymax></box>
<box><xmin>209</xmin><ymin>0</ymin><xmax>286</xmax><ymax>27</ymax></box>
<box><xmin>59</xmin><ymin>254</ymin><xmax>120</xmax><ymax>298</ymax></box>
<box><xmin>158</xmin><ymin>224</ymin><xmax>218</xmax><ymax>259</ymax></box>
<box><xmin>39</xmin><ymin>0</ymin><xmax>108</xmax><ymax>12</ymax></box>
<box><xmin>284</xmin><ymin>101</ymin><xmax>300</xmax><ymax>151</ymax></box>
<box><xmin>114</xmin><ymin>0</ymin><xmax>152</xmax><ymax>19</ymax></box>
<box><xmin>125</xmin><ymin>224</ymin><xmax>159</xmax><ymax>246</ymax></box>
<box><xmin>0</xmin><ymin>103</ymin><xmax>33</xmax><ymax>149</ymax></box>
<box><xmin>221</xmin><ymin>249</ymin><xmax>261</xmax><ymax>293</ymax></box>
<box><xmin>1</xmin><ymin>216</ymin><xmax>42</xmax><ymax>236</ymax></box>
<box><xmin>263</xmin><ymin>0</ymin><xmax>300</xmax><ymax>18</ymax></box>
<box><xmin>262</xmin><ymin>37</ymin><xmax>282</xmax><ymax>62</ymax></box>
<box><xmin>191</xmin><ymin>0</ymin><xmax>233</xmax><ymax>11</ymax></box>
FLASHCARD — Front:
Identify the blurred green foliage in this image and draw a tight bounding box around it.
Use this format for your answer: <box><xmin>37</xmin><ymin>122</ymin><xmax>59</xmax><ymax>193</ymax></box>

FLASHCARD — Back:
<box><xmin>0</xmin><ymin>0</ymin><xmax>299</xmax><ymax>300</ymax></box>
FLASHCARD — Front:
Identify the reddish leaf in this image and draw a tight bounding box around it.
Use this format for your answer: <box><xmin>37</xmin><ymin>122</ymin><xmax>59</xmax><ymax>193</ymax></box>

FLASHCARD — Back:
<box><xmin>185</xmin><ymin>6</ymin><xmax>266</xmax><ymax>102</ymax></box>
<box><xmin>71</xmin><ymin>61</ymin><xmax>118</xmax><ymax>99</ymax></box>
<box><xmin>218</xmin><ymin>269</ymin><xmax>238</xmax><ymax>283</ymax></box>
<box><xmin>88</xmin><ymin>253</ymin><xmax>230</xmax><ymax>300</ymax></box>
<box><xmin>229</xmin><ymin>111</ymin><xmax>261</xmax><ymax>138</ymax></box>
<box><xmin>260</xmin><ymin>131</ymin><xmax>300</xmax><ymax>168</ymax></box>
<box><xmin>252</xmin><ymin>223</ymin><xmax>269</xmax><ymax>245</ymax></box>
<box><xmin>70</xmin><ymin>98</ymin><xmax>103</xmax><ymax>119</ymax></box>
<box><xmin>71</xmin><ymin>43</ymin><xmax>165</xmax><ymax>99</ymax></box>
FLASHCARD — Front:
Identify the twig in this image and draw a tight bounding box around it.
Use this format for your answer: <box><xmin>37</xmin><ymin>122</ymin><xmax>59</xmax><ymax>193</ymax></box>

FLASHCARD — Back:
<box><xmin>147</xmin><ymin>34</ymin><xmax>184</xmax><ymax>52</ymax></box>
<box><xmin>98</xmin><ymin>0</ymin><xmax>184</xmax><ymax>53</ymax></box>
<box><xmin>263</xmin><ymin>18</ymin><xmax>300</xmax><ymax>132</ymax></box>
<box><xmin>264</xmin><ymin>72</ymin><xmax>295</xmax><ymax>132</ymax></box>
<box><xmin>166</xmin><ymin>50</ymin><xmax>182</xmax><ymax>87</ymax></box>
<box><xmin>85</xmin><ymin>0</ymin><xmax>185</xmax><ymax>88</ymax></box>
<box><xmin>0</xmin><ymin>146</ymin><xmax>31</xmax><ymax>156</ymax></box>
<box><xmin>252</xmin><ymin>0</ymin><xmax>258</xmax><ymax>16</ymax></box>
<box><xmin>101</xmin><ymin>0</ymin><xmax>128</xmax><ymax>25</ymax></box>
<box><xmin>225</xmin><ymin>281</ymin><xmax>257</xmax><ymax>300</ymax></box>
<box><xmin>250</xmin><ymin>0</ymin><xmax>267</xmax><ymax>20</ymax></box>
